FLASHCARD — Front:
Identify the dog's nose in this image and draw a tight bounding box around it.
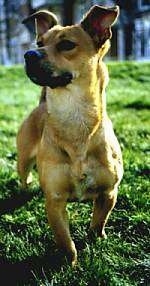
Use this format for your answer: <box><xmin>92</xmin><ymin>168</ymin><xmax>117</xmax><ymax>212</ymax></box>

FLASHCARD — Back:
<box><xmin>24</xmin><ymin>50</ymin><xmax>44</xmax><ymax>61</ymax></box>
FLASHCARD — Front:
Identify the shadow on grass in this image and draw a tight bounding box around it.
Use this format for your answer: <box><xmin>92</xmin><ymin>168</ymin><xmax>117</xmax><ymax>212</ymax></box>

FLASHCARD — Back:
<box><xmin>108</xmin><ymin>100</ymin><xmax>150</xmax><ymax>111</ymax></box>
<box><xmin>0</xmin><ymin>191</ymin><xmax>35</xmax><ymax>215</ymax></box>
<box><xmin>0</xmin><ymin>236</ymin><xmax>89</xmax><ymax>286</ymax></box>
<box><xmin>0</xmin><ymin>250</ymin><xmax>65</xmax><ymax>286</ymax></box>
<box><xmin>0</xmin><ymin>234</ymin><xmax>88</xmax><ymax>286</ymax></box>
<box><xmin>0</xmin><ymin>178</ymin><xmax>40</xmax><ymax>215</ymax></box>
<box><xmin>124</xmin><ymin>101</ymin><xmax>150</xmax><ymax>110</ymax></box>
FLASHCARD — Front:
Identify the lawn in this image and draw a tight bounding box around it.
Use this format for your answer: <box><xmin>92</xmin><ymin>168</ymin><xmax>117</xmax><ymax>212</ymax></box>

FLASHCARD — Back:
<box><xmin>0</xmin><ymin>62</ymin><xmax>149</xmax><ymax>285</ymax></box>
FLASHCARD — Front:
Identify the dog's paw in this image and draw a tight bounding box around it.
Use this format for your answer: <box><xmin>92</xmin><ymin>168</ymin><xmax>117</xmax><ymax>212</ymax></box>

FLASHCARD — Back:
<box><xmin>59</xmin><ymin>241</ymin><xmax>77</xmax><ymax>267</ymax></box>
<box><xmin>26</xmin><ymin>172</ymin><xmax>33</xmax><ymax>185</ymax></box>
<box><xmin>87</xmin><ymin>228</ymin><xmax>97</xmax><ymax>242</ymax></box>
<box><xmin>88</xmin><ymin>227</ymin><xmax>107</xmax><ymax>241</ymax></box>
<box><xmin>69</xmin><ymin>241</ymin><xmax>78</xmax><ymax>267</ymax></box>
<box><xmin>20</xmin><ymin>173</ymin><xmax>33</xmax><ymax>190</ymax></box>
<box><xmin>99</xmin><ymin>230</ymin><xmax>107</xmax><ymax>239</ymax></box>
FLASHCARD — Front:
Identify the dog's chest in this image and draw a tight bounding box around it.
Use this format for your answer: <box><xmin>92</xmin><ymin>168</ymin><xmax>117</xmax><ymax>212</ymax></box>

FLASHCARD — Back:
<box><xmin>46</xmin><ymin>87</ymin><xmax>99</xmax><ymax>144</ymax></box>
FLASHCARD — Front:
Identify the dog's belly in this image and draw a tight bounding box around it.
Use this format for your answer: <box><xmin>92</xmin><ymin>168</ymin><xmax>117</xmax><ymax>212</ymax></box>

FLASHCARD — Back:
<box><xmin>68</xmin><ymin>187</ymin><xmax>99</xmax><ymax>202</ymax></box>
<box><xmin>68</xmin><ymin>158</ymin><xmax>119</xmax><ymax>202</ymax></box>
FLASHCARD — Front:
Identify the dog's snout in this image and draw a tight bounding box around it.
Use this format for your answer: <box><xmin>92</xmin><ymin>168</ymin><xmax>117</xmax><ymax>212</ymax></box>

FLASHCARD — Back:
<box><xmin>24</xmin><ymin>50</ymin><xmax>44</xmax><ymax>61</ymax></box>
<box><xmin>24</xmin><ymin>49</ymin><xmax>73</xmax><ymax>88</ymax></box>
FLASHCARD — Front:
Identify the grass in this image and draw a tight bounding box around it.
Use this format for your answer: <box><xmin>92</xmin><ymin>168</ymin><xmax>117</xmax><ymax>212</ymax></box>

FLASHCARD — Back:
<box><xmin>0</xmin><ymin>62</ymin><xmax>149</xmax><ymax>285</ymax></box>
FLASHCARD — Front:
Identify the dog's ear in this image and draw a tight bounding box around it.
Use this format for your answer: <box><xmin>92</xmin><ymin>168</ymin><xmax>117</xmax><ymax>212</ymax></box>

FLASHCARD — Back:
<box><xmin>22</xmin><ymin>10</ymin><xmax>58</xmax><ymax>44</ymax></box>
<box><xmin>81</xmin><ymin>5</ymin><xmax>119</xmax><ymax>48</ymax></box>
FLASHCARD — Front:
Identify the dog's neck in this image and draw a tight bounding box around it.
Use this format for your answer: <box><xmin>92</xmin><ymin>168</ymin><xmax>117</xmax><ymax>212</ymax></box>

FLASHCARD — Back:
<box><xmin>45</xmin><ymin>55</ymin><xmax>108</xmax><ymax>157</ymax></box>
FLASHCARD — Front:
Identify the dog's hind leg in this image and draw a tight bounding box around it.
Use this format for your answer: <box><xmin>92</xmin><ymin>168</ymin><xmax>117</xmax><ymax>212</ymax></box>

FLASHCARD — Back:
<box><xmin>16</xmin><ymin>104</ymin><xmax>46</xmax><ymax>189</ymax></box>
<box><xmin>17</xmin><ymin>125</ymin><xmax>36</xmax><ymax>188</ymax></box>
<box><xmin>90</xmin><ymin>188</ymin><xmax>118</xmax><ymax>238</ymax></box>
<box><xmin>17</xmin><ymin>121</ymin><xmax>37</xmax><ymax>189</ymax></box>
<box><xmin>17</xmin><ymin>153</ymin><xmax>35</xmax><ymax>189</ymax></box>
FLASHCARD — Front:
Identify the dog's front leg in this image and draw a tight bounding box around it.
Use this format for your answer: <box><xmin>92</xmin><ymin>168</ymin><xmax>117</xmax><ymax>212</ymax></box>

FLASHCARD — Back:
<box><xmin>90</xmin><ymin>188</ymin><xmax>118</xmax><ymax>238</ymax></box>
<box><xmin>38</xmin><ymin>158</ymin><xmax>77</xmax><ymax>266</ymax></box>
<box><xmin>46</xmin><ymin>196</ymin><xmax>77</xmax><ymax>266</ymax></box>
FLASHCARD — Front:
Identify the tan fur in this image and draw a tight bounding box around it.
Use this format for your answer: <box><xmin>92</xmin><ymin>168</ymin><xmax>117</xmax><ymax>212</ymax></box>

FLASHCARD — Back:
<box><xmin>17</xmin><ymin>6</ymin><xmax>123</xmax><ymax>266</ymax></box>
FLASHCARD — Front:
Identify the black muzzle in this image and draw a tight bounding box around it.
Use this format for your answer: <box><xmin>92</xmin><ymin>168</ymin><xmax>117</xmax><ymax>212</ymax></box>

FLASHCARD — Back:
<box><xmin>24</xmin><ymin>50</ymin><xmax>73</xmax><ymax>89</ymax></box>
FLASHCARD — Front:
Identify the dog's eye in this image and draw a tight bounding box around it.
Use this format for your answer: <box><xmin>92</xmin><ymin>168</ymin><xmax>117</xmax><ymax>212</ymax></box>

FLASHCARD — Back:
<box><xmin>56</xmin><ymin>40</ymin><xmax>77</xmax><ymax>51</ymax></box>
<box><xmin>37</xmin><ymin>41</ymin><xmax>43</xmax><ymax>47</ymax></box>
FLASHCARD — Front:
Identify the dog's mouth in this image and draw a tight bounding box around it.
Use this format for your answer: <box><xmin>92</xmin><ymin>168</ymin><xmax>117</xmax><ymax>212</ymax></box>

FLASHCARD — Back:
<box><xmin>24</xmin><ymin>50</ymin><xmax>73</xmax><ymax>89</ymax></box>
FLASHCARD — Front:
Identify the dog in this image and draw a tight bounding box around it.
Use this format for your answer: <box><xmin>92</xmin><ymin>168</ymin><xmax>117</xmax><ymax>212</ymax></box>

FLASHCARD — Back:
<box><xmin>17</xmin><ymin>5</ymin><xmax>123</xmax><ymax>266</ymax></box>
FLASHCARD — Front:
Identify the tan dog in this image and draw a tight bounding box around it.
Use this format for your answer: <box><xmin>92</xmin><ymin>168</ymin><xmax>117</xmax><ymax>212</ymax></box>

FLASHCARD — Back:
<box><xmin>17</xmin><ymin>5</ymin><xmax>123</xmax><ymax>266</ymax></box>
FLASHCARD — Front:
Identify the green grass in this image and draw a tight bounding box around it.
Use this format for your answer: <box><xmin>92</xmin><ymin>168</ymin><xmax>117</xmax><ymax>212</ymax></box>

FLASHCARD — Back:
<box><xmin>0</xmin><ymin>62</ymin><xmax>149</xmax><ymax>285</ymax></box>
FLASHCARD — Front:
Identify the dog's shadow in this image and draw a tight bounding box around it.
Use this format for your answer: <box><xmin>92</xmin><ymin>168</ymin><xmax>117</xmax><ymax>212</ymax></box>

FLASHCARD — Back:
<box><xmin>0</xmin><ymin>190</ymin><xmax>34</xmax><ymax>215</ymax></box>
<box><xmin>0</xmin><ymin>249</ymin><xmax>66</xmax><ymax>285</ymax></box>
<box><xmin>0</xmin><ymin>237</ymin><xmax>88</xmax><ymax>285</ymax></box>
<box><xmin>0</xmin><ymin>178</ymin><xmax>39</xmax><ymax>215</ymax></box>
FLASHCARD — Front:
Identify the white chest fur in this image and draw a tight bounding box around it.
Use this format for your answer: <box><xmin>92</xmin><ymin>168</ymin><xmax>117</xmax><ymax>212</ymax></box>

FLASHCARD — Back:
<box><xmin>46</xmin><ymin>84</ymin><xmax>100</xmax><ymax>145</ymax></box>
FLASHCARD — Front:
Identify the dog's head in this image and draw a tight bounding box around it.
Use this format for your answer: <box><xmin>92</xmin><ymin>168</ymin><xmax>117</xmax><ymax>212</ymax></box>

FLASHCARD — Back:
<box><xmin>23</xmin><ymin>5</ymin><xmax>119</xmax><ymax>89</ymax></box>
